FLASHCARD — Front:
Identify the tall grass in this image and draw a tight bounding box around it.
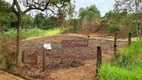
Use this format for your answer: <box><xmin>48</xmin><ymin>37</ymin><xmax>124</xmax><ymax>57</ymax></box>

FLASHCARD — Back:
<box><xmin>3</xmin><ymin>28</ymin><xmax>60</xmax><ymax>39</ymax></box>
<box><xmin>99</xmin><ymin>64</ymin><xmax>142</xmax><ymax>80</ymax></box>
<box><xmin>99</xmin><ymin>40</ymin><xmax>142</xmax><ymax>80</ymax></box>
<box><xmin>119</xmin><ymin>40</ymin><xmax>142</xmax><ymax>58</ymax></box>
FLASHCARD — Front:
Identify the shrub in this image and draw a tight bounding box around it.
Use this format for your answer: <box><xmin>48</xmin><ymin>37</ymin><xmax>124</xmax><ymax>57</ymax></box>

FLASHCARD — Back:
<box><xmin>107</xmin><ymin>24</ymin><xmax>119</xmax><ymax>33</ymax></box>
<box><xmin>80</xmin><ymin>18</ymin><xmax>100</xmax><ymax>34</ymax></box>
<box><xmin>0</xmin><ymin>36</ymin><xmax>16</xmax><ymax>70</ymax></box>
<box><xmin>119</xmin><ymin>40</ymin><xmax>142</xmax><ymax>58</ymax></box>
<box><xmin>3</xmin><ymin>29</ymin><xmax>17</xmax><ymax>38</ymax></box>
<box><xmin>99</xmin><ymin>64</ymin><xmax>142</xmax><ymax>80</ymax></box>
<box><xmin>99</xmin><ymin>40</ymin><xmax>142</xmax><ymax>80</ymax></box>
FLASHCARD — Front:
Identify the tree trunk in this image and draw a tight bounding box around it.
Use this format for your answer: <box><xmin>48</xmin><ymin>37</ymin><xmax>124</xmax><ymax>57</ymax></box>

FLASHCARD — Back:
<box><xmin>16</xmin><ymin>11</ymin><xmax>22</xmax><ymax>66</ymax></box>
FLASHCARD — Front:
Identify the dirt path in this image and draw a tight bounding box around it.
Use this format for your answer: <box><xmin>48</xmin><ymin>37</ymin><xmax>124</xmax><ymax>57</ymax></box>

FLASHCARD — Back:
<box><xmin>0</xmin><ymin>71</ymin><xmax>24</xmax><ymax>80</ymax></box>
<box><xmin>23</xmin><ymin>33</ymin><xmax>138</xmax><ymax>42</ymax></box>
<box><xmin>67</xmin><ymin>34</ymin><xmax>138</xmax><ymax>41</ymax></box>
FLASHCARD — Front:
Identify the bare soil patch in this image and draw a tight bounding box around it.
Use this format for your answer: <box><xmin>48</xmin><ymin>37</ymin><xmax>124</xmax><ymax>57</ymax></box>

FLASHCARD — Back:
<box><xmin>11</xmin><ymin>34</ymin><xmax>127</xmax><ymax>80</ymax></box>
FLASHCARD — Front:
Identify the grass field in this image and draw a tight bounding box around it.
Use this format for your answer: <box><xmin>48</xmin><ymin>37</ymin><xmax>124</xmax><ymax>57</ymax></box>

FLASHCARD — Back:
<box><xmin>3</xmin><ymin>28</ymin><xmax>60</xmax><ymax>39</ymax></box>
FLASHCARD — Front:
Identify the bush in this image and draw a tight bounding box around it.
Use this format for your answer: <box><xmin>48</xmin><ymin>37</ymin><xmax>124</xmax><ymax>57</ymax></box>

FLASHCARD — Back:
<box><xmin>107</xmin><ymin>24</ymin><xmax>119</xmax><ymax>33</ymax></box>
<box><xmin>80</xmin><ymin>18</ymin><xmax>100</xmax><ymax>34</ymax></box>
<box><xmin>2</xmin><ymin>29</ymin><xmax>17</xmax><ymax>38</ymax></box>
<box><xmin>119</xmin><ymin>40</ymin><xmax>142</xmax><ymax>58</ymax></box>
<box><xmin>99</xmin><ymin>64</ymin><xmax>142</xmax><ymax>80</ymax></box>
<box><xmin>99</xmin><ymin>40</ymin><xmax>142</xmax><ymax>80</ymax></box>
<box><xmin>0</xmin><ymin>36</ymin><xmax>16</xmax><ymax>70</ymax></box>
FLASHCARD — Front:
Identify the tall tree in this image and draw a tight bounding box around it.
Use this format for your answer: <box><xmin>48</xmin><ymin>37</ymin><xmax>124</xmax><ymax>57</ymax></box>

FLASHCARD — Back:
<box><xmin>79</xmin><ymin>4</ymin><xmax>101</xmax><ymax>21</ymax></box>
<box><xmin>114</xmin><ymin>0</ymin><xmax>142</xmax><ymax>13</ymax></box>
<box><xmin>22</xmin><ymin>14</ymin><xmax>34</xmax><ymax>29</ymax></box>
<box><xmin>34</xmin><ymin>12</ymin><xmax>45</xmax><ymax>28</ymax></box>
<box><xmin>10</xmin><ymin>0</ymin><xmax>72</xmax><ymax>66</ymax></box>
<box><xmin>114</xmin><ymin>0</ymin><xmax>142</xmax><ymax>39</ymax></box>
<box><xmin>0</xmin><ymin>0</ymin><xmax>14</xmax><ymax>31</ymax></box>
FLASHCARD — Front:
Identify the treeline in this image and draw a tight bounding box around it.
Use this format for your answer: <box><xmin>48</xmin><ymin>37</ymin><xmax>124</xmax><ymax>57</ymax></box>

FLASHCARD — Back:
<box><xmin>68</xmin><ymin>0</ymin><xmax>142</xmax><ymax>38</ymax></box>
<box><xmin>1</xmin><ymin>0</ymin><xmax>142</xmax><ymax>38</ymax></box>
<box><xmin>0</xmin><ymin>12</ymin><xmax>62</xmax><ymax>31</ymax></box>
<box><xmin>67</xmin><ymin>4</ymin><xmax>101</xmax><ymax>34</ymax></box>
<box><xmin>12</xmin><ymin>13</ymin><xmax>61</xmax><ymax>30</ymax></box>
<box><xmin>0</xmin><ymin>0</ymin><xmax>66</xmax><ymax>32</ymax></box>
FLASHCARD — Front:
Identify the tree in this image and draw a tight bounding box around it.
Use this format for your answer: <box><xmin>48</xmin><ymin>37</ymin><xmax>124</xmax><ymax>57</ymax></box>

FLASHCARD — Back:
<box><xmin>0</xmin><ymin>0</ymin><xmax>10</xmax><ymax>13</ymax></box>
<box><xmin>79</xmin><ymin>4</ymin><xmax>101</xmax><ymax>21</ymax></box>
<box><xmin>22</xmin><ymin>15</ymin><xmax>34</xmax><ymax>29</ymax></box>
<box><xmin>45</xmin><ymin>16</ymin><xmax>59</xmax><ymax>29</ymax></box>
<box><xmin>114</xmin><ymin>0</ymin><xmax>142</xmax><ymax>39</ymax></box>
<box><xmin>10</xmin><ymin>0</ymin><xmax>72</xmax><ymax>66</ymax></box>
<box><xmin>34</xmin><ymin>13</ymin><xmax>59</xmax><ymax>29</ymax></box>
<box><xmin>34</xmin><ymin>12</ymin><xmax>45</xmax><ymax>28</ymax></box>
<box><xmin>114</xmin><ymin>0</ymin><xmax>142</xmax><ymax>13</ymax></box>
<box><xmin>78</xmin><ymin>4</ymin><xmax>101</xmax><ymax>34</ymax></box>
<box><xmin>0</xmin><ymin>0</ymin><xmax>14</xmax><ymax>31</ymax></box>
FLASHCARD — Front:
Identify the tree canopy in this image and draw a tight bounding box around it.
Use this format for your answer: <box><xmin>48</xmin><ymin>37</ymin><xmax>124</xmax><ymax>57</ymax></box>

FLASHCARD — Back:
<box><xmin>79</xmin><ymin>4</ymin><xmax>101</xmax><ymax>21</ymax></box>
<box><xmin>114</xmin><ymin>0</ymin><xmax>142</xmax><ymax>13</ymax></box>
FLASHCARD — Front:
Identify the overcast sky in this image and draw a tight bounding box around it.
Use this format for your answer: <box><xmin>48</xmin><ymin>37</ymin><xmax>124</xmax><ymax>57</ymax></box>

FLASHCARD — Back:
<box><xmin>5</xmin><ymin>0</ymin><xmax>115</xmax><ymax>17</ymax></box>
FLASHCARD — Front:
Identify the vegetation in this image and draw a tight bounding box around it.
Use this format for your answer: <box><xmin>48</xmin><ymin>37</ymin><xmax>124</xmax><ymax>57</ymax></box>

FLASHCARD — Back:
<box><xmin>0</xmin><ymin>35</ymin><xmax>16</xmax><ymax>70</ymax></box>
<box><xmin>1</xmin><ymin>0</ymin><xmax>142</xmax><ymax>79</ymax></box>
<box><xmin>99</xmin><ymin>40</ymin><xmax>142</xmax><ymax>80</ymax></box>
<box><xmin>34</xmin><ymin>13</ymin><xmax>60</xmax><ymax>30</ymax></box>
<box><xmin>3</xmin><ymin>28</ymin><xmax>60</xmax><ymax>39</ymax></box>
<box><xmin>99</xmin><ymin>63</ymin><xmax>142</xmax><ymax>80</ymax></box>
<box><xmin>79</xmin><ymin>4</ymin><xmax>101</xmax><ymax>21</ymax></box>
<box><xmin>9</xmin><ymin>0</ymin><xmax>74</xmax><ymax>66</ymax></box>
<box><xmin>107</xmin><ymin>24</ymin><xmax>119</xmax><ymax>33</ymax></box>
<box><xmin>68</xmin><ymin>4</ymin><xmax>101</xmax><ymax>34</ymax></box>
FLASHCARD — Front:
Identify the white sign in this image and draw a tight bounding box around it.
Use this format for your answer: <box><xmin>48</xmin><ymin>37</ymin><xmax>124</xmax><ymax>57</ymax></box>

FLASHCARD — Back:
<box><xmin>43</xmin><ymin>43</ymin><xmax>52</xmax><ymax>50</ymax></box>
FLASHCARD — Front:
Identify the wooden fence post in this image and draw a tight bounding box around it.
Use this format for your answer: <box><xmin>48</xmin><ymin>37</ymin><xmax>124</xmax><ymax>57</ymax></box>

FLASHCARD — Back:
<box><xmin>128</xmin><ymin>32</ymin><xmax>131</xmax><ymax>46</ymax></box>
<box><xmin>43</xmin><ymin>48</ymin><xmax>46</xmax><ymax>71</ymax></box>
<box><xmin>114</xmin><ymin>33</ymin><xmax>117</xmax><ymax>55</ymax></box>
<box><xmin>96</xmin><ymin>46</ymin><xmax>102</xmax><ymax>77</ymax></box>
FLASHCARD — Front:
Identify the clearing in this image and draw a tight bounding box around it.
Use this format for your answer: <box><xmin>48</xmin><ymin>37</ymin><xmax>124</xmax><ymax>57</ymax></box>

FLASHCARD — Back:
<box><xmin>10</xmin><ymin>34</ymin><xmax>127</xmax><ymax>80</ymax></box>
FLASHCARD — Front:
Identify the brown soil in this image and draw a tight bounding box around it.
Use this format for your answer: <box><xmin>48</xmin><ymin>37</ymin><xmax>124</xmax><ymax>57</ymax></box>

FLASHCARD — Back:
<box><xmin>11</xmin><ymin>34</ymin><xmax>127</xmax><ymax>80</ymax></box>
<box><xmin>0</xmin><ymin>71</ymin><xmax>20</xmax><ymax>80</ymax></box>
<box><xmin>0</xmin><ymin>74</ymin><xmax>17</xmax><ymax>80</ymax></box>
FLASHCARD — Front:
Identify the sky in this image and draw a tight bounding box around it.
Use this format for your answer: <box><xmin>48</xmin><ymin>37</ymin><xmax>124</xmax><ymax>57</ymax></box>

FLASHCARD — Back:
<box><xmin>5</xmin><ymin>0</ymin><xmax>115</xmax><ymax>17</ymax></box>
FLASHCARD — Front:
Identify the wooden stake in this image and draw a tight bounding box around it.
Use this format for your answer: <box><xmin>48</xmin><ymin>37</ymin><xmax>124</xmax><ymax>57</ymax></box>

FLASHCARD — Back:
<box><xmin>114</xmin><ymin>33</ymin><xmax>117</xmax><ymax>55</ymax></box>
<box><xmin>96</xmin><ymin>46</ymin><xmax>102</xmax><ymax>77</ymax></box>
<box><xmin>43</xmin><ymin>48</ymin><xmax>45</xmax><ymax>71</ymax></box>
<box><xmin>128</xmin><ymin>32</ymin><xmax>131</xmax><ymax>46</ymax></box>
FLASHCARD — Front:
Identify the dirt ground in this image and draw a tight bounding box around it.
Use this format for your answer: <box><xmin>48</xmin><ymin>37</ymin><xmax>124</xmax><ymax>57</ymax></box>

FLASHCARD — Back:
<box><xmin>0</xmin><ymin>71</ymin><xmax>24</xmax><ymax>80</ymax></box>
<box><xmin>11</xmin><ymin>34</ymin><xmax>127</xmax><ymax>80</ymax></box>
<box><xmin>0</xmin><ymin>74</ymin><xmax>17</xmax><ymax>80</ymax></box>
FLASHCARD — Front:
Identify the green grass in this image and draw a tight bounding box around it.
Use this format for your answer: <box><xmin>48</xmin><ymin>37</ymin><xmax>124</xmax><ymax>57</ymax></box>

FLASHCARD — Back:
<box><xmin>3</xmin><ymin>28</ymin><xmax>60</xmax><ymax>39</ymax></box>
<box><xmin>99</xmin><ymin>63</ymin><xmax>142</xmax><ymax>80</ymax></box>
<box><xmin>119</xmin><ymin>40</ymin><xmax>142</xmax><ymax>57</ymax></box>
<box><xmin>99</xmin><ymin>40</ymin><xmax>142</xmax><ymax>80</ymax></box>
